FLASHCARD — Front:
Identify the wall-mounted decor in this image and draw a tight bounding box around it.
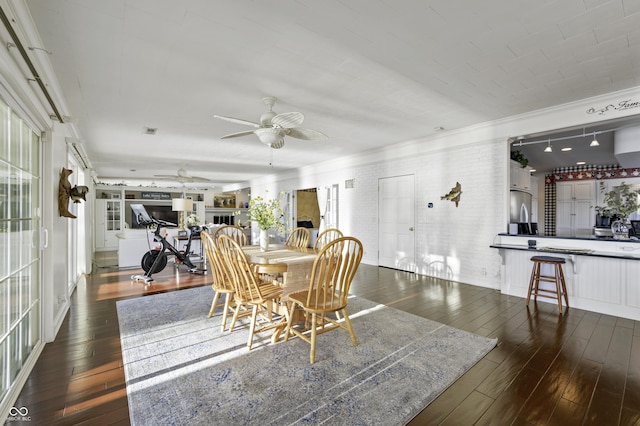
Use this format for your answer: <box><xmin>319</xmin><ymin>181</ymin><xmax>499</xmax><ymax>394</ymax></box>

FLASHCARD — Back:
<box><xmin>141</xmin><ymin>191</ymin><xmax>171</xmax><ymax>200</ymax></box>
<box><xmin>70</xmin><ymin>185</ymin><xmax>89</xmax><ymax>203</ymax></box>
<box><xmin>58</xmin><ymin>167</ymin><xmax>89</xmax><ymax>218</ymax></box>
<box><xmin>586</xmin><ymin>98</ymin><xmax>640</xmax><ymax>116</ymax></box>
<box><xmin>214</xmin><ymin>194</ymin><xmax>236</xmax><ymax>207</ymax></box>
<box><xmin>441</xmin><ymin>182</ymin><xmax>462</xmax><ymax>207</ymax></box>
<box><xmin>58</xmin><ymin>167</ymin><xmax>75</xmax><ymax>218</ymax></box>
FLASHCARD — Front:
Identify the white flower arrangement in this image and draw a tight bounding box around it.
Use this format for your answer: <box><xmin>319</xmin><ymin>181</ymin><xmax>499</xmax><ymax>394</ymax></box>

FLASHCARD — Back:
<box><xmin>249</xmin><ymin>192</ymin><xmax>286</xmax><ymax>232</ymax></box>
<box><xmin>185</xmin><ymin>213</ymin><xmax>200</xmax><ymax>227</ymax></box>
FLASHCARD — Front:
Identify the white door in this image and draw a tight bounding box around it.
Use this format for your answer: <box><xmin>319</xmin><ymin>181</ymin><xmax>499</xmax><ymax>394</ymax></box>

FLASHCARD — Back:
<box><xmin>555</xmin><ymin>200</ymin><xmax>573</xmax><ymax>236</ymax></box>
<box><xmin>574</xmin><ymin>181</ymin><xmax>595</xmax><ymax>200</ymax></box>
<box><xmin>575</xmin><ymin>199</ymin><xmax>594</xmax><ymax>236</ymax></box>
<box><xmin>378</xmin><ymin>175</ymin><xmax>415</xmax><ymax>271</ymax></box>
<box><xmin>95</xmin><ymin>199</ymin><xmax>107</xmax><ymax>250</ymax></box>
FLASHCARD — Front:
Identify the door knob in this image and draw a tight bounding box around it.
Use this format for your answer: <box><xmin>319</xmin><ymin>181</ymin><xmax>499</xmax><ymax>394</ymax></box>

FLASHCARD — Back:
<box><xmin>409</xmin><ymin>227</ymin><xmax>414</xmax><ymax>231</ymax></box>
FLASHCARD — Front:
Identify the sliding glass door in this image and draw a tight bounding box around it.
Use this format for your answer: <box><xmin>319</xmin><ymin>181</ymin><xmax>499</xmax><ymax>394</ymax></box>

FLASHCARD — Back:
<box><xmin>0</xmin><ymin>100</ymin><xmax>41</xmax><ymax>405</ymax></box>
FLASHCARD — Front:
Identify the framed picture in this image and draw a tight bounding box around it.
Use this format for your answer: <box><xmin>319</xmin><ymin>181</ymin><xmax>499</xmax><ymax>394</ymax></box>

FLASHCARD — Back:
<box><xmin>111</xmin><ymin>193</ymin><xmax>121</xmax><ymax>199</ymax></box>
<box><xmin>214</xmin><ymin>195</ymin><xmax>236</xmax><ymax>207</ymax></box>
<box><xmin>178</xmin><ymin>230</ymin><xmax>188</xmax><ymax>237</ymax></box>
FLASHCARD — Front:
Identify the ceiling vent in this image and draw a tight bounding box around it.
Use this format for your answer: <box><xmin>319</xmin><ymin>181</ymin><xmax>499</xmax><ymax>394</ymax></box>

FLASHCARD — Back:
<box><xmin>614</xmin><ymin>126</ymin><xmax>640</xmax><ymax>168</ymax></box>
<box><xmin>143</xmin><ymin>127</ymin><xmax>157</xmax><ymax>135</ymax></box>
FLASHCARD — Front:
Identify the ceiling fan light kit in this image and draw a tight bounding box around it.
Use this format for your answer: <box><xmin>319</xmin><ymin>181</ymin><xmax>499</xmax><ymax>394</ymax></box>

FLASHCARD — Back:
<box><xmin>255</xmin><ymin>127</ymin><xmax>285</xmax><ymax>149</ymax></box>
<box><xmin>214</xmin><ymin>96</ymin><xmax>327</xmax><ymax>150</ymax></box>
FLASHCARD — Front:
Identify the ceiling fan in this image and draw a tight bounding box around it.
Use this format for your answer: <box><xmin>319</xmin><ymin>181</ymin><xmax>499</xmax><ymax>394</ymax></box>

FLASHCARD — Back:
<box><xmin>154</xmin><ymin>168</ymin><xmax>210</xmax><ymax>183</ymax></box>
<box><xmin>214</xmin><ymin>96</ymin><xmax>328</xmax><ymax>149</ymax></box>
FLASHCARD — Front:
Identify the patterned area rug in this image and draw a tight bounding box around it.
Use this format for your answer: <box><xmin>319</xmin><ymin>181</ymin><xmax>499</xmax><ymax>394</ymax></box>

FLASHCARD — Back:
<box><xmin>117</xmin><ymin>286</ymin><xmax>497</xmax><ymax>425</ymax></box>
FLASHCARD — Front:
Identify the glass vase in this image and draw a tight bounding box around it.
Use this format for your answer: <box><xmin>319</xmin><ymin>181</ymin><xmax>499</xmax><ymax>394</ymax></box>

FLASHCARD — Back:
<box><xmin>611</xmin><ymin>220</ymin><xmax>629</xmax><ymax>240</ymax></box>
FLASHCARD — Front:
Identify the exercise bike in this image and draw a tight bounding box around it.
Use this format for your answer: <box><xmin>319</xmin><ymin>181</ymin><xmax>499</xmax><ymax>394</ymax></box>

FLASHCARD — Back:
<box><xmin>130</xmin><ymin>204</ymin><xmax>205</xmax><ymax>284</ymax></box>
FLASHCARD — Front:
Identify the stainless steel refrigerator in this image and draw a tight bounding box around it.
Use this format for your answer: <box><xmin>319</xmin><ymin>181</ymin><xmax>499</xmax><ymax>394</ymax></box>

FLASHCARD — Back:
<box><xmin>510</xmin><ymin>190</ymin><xmax>532</xmax><ymax>234</ymax></box>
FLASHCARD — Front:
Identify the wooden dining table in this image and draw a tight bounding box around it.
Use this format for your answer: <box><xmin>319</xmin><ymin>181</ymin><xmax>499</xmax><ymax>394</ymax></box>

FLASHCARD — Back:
<box><xmin>241</xmin><ymin>244</ymin><xmax>318</xmax><ymax>341</ymax></box>
<box><xmin>242</xmin><ymin>244</ymin><xmax>318</xmax><ymax>299</ymax></box>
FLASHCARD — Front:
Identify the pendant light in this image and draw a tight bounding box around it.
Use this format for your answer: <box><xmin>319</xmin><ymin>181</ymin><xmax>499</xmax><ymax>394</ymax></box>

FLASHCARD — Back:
<box><xmin>590</xmin><ymin>132</ymin><xmax>599</xmax><ymax>147</ymax></box>
<box><xmin>544</xmin><ymin>139</ymin><xmax>552</xmax><ymax>152</ymax></box>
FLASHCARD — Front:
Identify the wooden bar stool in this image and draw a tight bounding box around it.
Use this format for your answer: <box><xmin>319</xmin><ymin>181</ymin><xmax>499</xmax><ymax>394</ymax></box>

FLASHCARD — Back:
<box><xmin>527</xmin><ymin>256</ymin><xmax>569</xmax><ymax>313</ymax></box>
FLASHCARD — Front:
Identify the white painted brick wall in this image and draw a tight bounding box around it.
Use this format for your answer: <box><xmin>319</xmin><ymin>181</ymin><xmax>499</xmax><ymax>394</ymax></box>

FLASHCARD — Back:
<box><xmin>250</xmin><ymin>135</ymin><xmax>507</xmax><ymax>290</ymax></box>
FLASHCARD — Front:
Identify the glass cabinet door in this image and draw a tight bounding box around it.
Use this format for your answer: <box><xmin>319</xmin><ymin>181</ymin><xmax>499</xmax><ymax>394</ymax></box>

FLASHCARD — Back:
<box><xmin>106</xmin><ymin>200</ymin><xmax>121</xmax><ymax>231</ymax></box>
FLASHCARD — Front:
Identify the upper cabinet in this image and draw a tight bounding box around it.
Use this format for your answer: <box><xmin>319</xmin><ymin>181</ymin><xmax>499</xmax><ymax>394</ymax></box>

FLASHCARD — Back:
<box><xmin>510</xmin><ymin>160</ymin><xmax>532</xmax><ymax>192</ymax></box>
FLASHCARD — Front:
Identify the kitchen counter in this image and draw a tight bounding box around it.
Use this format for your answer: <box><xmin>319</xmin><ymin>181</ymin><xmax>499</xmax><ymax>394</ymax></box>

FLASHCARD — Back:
<box><xmin>493</xmin><ymin>234</ymin><xmax>640</xmax><ymax>260</ymax></box>
<box><xmin>497</xmin><ymin>232</ymin><xmax>640</xmax><ymax>242</ymax></box>
<box><xmin>492</xmin><ymin>234</ymin><xmax>640</xmax><ymax>321</ymax></box>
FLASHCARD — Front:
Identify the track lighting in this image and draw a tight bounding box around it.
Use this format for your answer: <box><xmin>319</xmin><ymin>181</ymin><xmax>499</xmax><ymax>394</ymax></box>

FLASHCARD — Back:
<box><xmin>590</xmin><ymin>132</ymin><xmax>599</xmax><ymax>147</ymax></box>
<box><xmin>544</xmin><ymin>140</ymin><xmax>552</xmax><ymax>152</ymax></box>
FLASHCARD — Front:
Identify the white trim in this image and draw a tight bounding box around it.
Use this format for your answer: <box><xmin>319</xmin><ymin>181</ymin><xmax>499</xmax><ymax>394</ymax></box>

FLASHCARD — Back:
<box><xmin>0</xmin><ymin>341</ymin><xmax>45</xmax><ymax>422</ymax></box>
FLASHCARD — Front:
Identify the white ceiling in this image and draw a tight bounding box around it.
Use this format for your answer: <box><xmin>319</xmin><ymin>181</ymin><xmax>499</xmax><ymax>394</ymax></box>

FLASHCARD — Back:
<box><xmin>21</xmin><ymin>0</ymin><xmax>640</xmax><ymax>188</ymax></box>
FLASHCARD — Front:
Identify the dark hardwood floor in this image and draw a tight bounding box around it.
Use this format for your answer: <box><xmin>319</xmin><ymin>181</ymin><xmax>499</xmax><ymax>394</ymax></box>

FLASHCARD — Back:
<box><xmin>6</xmin><ymin>252</ymin><xmax>640</xmax><ymax>425</ymax></box>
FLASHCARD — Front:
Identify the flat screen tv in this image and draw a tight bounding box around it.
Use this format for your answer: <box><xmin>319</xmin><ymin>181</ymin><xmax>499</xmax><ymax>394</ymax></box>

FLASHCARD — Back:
<box><xmin>130</xmin><ymin>204</ymin><xmax>178</xmax><ymax>228</ymax></box>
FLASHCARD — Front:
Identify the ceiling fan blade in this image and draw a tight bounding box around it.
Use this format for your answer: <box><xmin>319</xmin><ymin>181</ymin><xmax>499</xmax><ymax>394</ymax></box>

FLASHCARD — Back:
<box><xmin>220</xmin><ymin>130</ymin><xmax>257</xmax><ymax>139</ymax></box>
<box><xmin>213</xmin><ymin>115</ymin><xmax>261</xmax><ymax>128</ymax></box>
<box><xmin>286</xmin><ymin>127</ymin><xmax>328</xmax><ymax>141</ymax></box>
<box><xmin>186</xmin><ymin>176</ymin><xmax>211</xmax><ymax>182</ymax></box>
<box><xmin>154</xmin><ymin>167</ymin><xmax>211</xmax><ymax>182</ymax></box>
<box><xmin>272</xmin><ymin>111</ymin><xmax>304</xmax><ymax>128</ymax></box>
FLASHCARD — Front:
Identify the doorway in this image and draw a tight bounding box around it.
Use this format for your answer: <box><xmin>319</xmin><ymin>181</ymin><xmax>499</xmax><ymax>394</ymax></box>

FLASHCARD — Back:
<box><xmin>0</xmin><ymin>101</ymin><xmax>42</xmax><ymax>410</ymax></box>
<box><xmin>378</xmin><ymin>175</ymin><xmax>415</xmax><ymax>271</ymax></box>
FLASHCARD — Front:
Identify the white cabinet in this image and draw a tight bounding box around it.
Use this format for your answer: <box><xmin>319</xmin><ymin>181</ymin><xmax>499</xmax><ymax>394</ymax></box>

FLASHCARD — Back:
<box><xmin>556</xmin><ymin>181</ymin><xmax>595</xmax><ymax>237</ymax></box>
<box><xmin>510</xmin><ymin>160</ymin><xmax>532</xmax><ymax>192</ymax></box>
<box><xmin>95</xmin><ymin>199</ymin><xmax>123</xmax><ymax>251</ymax></box>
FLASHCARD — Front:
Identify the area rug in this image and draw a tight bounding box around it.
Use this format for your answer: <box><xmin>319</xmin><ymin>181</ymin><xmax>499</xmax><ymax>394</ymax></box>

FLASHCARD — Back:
<box><xmin>116</xmin><ymin>286</ymin><xmax>497</xmax><ymax>425</ymax></box>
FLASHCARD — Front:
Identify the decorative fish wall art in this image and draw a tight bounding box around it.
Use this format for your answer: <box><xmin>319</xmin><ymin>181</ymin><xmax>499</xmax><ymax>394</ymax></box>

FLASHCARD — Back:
<box><xmin>441</xmin><ymin>182</ymin><xmax>462</xmax><ymax>207</ymax></box>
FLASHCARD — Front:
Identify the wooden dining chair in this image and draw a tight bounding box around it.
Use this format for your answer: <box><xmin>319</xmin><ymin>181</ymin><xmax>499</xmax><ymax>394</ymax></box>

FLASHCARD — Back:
<box><xmin>217</xmin><ymin>235</ymin><xmax>284</xmax><ymax>350</ymax></box>
<box><xmin>213</xmin><ymin>225</ymin><xmax>249</xmax><ymax>246</ymax></box>
<box><xmin>313</xmin><ymin>227</ymin><xmax>343</xmax><ymax>250</ymax></box>
<box><xmin>284</xmin><ymin>236</ymin><xmax>363</xmax><ymax>363</ymax></box>
<box><xmin>201</xmin><ymin>232</ymin><xmax>236</xmax><ymax>331</ymax></box>
<box><xmin>286</xmin><ymin>227</ymin><xmax>311</xmax><ymax>248</ymax></box>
